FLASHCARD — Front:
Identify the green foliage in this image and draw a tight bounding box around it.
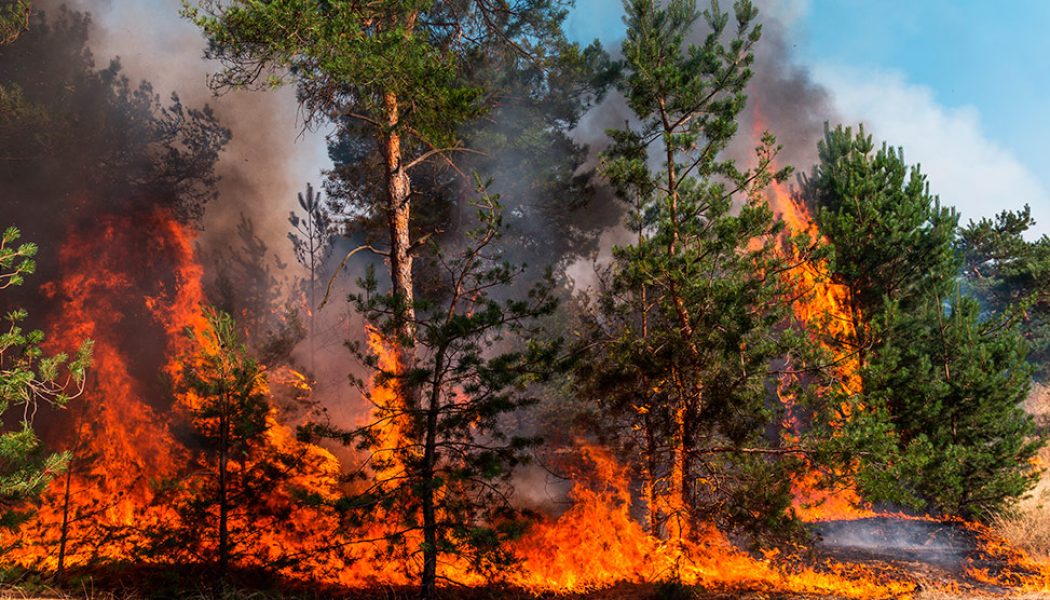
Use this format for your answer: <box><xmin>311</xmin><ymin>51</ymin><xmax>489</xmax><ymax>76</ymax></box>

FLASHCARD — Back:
<box><xmin>959</xmin><ymin>205</ymin><xmax>1050</xmax><ymax>380</ymax></box>
<box><xmin>183</xmin><ymin>0</ymin><xmax>581</xmax><ymax>150</ymax></box>
<box><xmin>180</xmin><ymin>309</ymin><xmax>270</xmax><ymax>456</ymax></box>
<box><xmin>802</xmin><ymin>124</ymin><xmax>959</xmax><ymax>344</ymax></box>
<box><xmin>0</xmin><ymin>1</ymin><xmax>29</xmax><ymax>46</ymax></box>
<box><xmin>185</xmin><ymin>0</ymin><xmax>481</xmax><ymax>146</ymax></box>
<box><xmin>314</xmin><ymin>185</ymin><xmax>561</xmax><ymax>580</ymax></box>
<box><xmin>155</xmin><ymin>308</ymin><xmax>310</xmax><ymax>574</ymax></box>
<box><xmin>330</xmin><ymin>29</ymin><xmax>610</xmax><ymax>268</ymax></box>
<box><xmin>576</xmin><ymin>0</ymin><xmax>823</xmax><ymax>544</ymax></box>
<box><xmin>804</xmin><ymin>124</ymin><xmax>1039</xmax><ymax>518</ymax></box>
<box><xmin>0</xmin><ymin>226</ymin><xmax>35</xmax><ymax>290</ymax></box>
<box><xmin>187</xmin><ymin>0</ymin><xmax>609</xmax><ymax>297</ymax></box>
<box><xmin>860</xmin><ymin>293</ymin><xmax>1041</xmax><ymax>518</ymax></box>
<box><xmin>0</xmin><ymin>226</ymin><xmax>91</xmax><ymax>530</ymax></box>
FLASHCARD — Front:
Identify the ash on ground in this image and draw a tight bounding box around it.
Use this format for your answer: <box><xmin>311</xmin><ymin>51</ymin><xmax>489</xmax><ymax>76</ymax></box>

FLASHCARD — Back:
<box><xmin>814</xmin><ymin>517</ymin><xmax>976</xmax><ymax>570</ymax></box>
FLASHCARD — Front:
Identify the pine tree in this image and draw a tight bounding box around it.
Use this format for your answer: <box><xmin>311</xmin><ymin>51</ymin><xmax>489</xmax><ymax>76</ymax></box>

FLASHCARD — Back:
<box><xmin>162</xmin><ymin>308</ymin><xmax>312</xmax><ymax>584</ymax></box>
<box><xmin>288</xmin><ymin>182</ymin><xmax>333</xmax><ymax>373</ymax></box>
<box><xmin>321</xmin><ymin>26</ymin><xmax>610</xmax><ymax>294</ymax></box>
<box><xmin>861</xmin><ymin>291</ymin><xmax>1040</xmax><ymax>517</ymax></box>
<box><xmin>800</xmin><ymin>124</ymin><xmax>959</xmax><ymax>373</ymax></box>
<box><xmin>803</xmin><ymin>125</ymin><xmax>1040</xmax><ymax>517</ymax></box>
<box><xmin>959</xmin><ymin>206</ymin><xmax>1050</xmax><ymax>380</ymax></box>
<box><xmin>183</xmin><ymin>0</ymin><xmax>599</xmax><ymax>375</ymax></box>
<box><xmin>305</xmin><ymin>185</ymin><xmax>561</xmax><ymax>599</ymax></box>
<box><xmin>576</xmin><ymin>0</ymin><xmax>823</xmax><ymax>547</ymax></box>
<box><xmin>0</xmin><ymin>226</ymin><xmax>91</xmax><ymax>530</ymax></box>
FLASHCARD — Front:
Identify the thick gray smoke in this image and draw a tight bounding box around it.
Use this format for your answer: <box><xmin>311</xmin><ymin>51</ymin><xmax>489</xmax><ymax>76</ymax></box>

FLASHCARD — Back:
<box><xmin>47</xmin><ymin>0</ymin><xmax>329</xmax><ymax>269</ymax></box>
<box><xmin>730</xmin><ymin>0</ymin><xmax>837</xmax><ymax>182</ymax></box>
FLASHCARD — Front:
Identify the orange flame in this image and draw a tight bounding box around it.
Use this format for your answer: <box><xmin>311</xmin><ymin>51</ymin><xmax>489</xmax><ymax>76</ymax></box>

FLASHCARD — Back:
<box><xmin>749</xmin><ymin>108</ymin><xmax>871</xmax><ymax>523</ymax></box>
<box><xmin>509</xmin><ymin>444</ymin><xmax>915</xmax><ymax>598</ymax></box>
<box><xmin>8</xmin><ymin>209</ymin><xmax>347</xmax><ymax>579</ymax></box>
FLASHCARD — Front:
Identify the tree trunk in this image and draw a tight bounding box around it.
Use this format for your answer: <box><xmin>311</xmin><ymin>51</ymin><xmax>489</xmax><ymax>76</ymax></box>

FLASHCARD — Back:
<box><xmin>217</xmin><ymin>391</ymin><xmax>230</xmax><ymax>587</ymax></box>
<box><xmin>308</xmin><ymin>212</ymin><xmax>317</xmax><ymax>374</ymax></box>
<box><xmin>419</xmin><ymin>353</ymin><xmax>443</xmax><ymax>600</ymax></box>
<box><xmin>383</xmin><ymin>91</ymin><xmax>415</xmax><ymax>352</ymax></box>
<box><xmin>668</xmin><ymin>402</ymin><xmax>691</xmax><ymax>543</ymax></box>
<box><xmin>660</xmin><ymin>104</ymin><xmax>695</xmax><ymax>546</ymax></box>
<box><xmin>56</xmin><ymin>401</ymin><xmax>88</xmax><ymax>581</ymax></box>
<box><xmin>642</xmin><ymin>411</ymin><xmax>659</xmax><ymax>534</ymax></box>
<box><xmin>55</xmin><ymin>452</ymin><xmax>74</xmax><ymax>581</ymax></box>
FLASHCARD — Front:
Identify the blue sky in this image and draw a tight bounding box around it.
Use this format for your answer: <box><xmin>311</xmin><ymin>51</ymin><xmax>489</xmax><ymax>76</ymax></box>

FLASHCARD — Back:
<box><xmin>801</xmin><ymin>0</ymin><xmax>1050</xmax><ymax>186</ymax></box>
<box><xmin>567</xmin><ymin>0</ymin><xmax>1050</xmax><ymax>236</ymax></box>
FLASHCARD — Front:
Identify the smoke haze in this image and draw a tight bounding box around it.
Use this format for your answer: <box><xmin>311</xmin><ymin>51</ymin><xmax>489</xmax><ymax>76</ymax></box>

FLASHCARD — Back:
<box><xmin>44</xmin><ymin>0</ymin><xmax>331</xmax><ymax>269</ymax></box>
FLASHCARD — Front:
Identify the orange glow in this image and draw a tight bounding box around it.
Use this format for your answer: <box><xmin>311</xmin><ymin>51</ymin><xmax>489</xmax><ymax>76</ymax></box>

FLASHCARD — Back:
<box><xmin>508</xmin><ymin>444</ymin><xmax>916</xmax><ymax>598</ymax></box>
<box><xmin>7</xmin><ymin>209</ymin><xmax>347</xmax><ymax>579</ymax></box>
<box><xmin>749</xmin><ymin>108</ymin><xmax>872</xmax><ymax>523</ymax></box>
<box><xmin>964</xmin><ymin>519</ymin><xmax>1050</xmax><ymax>593</ymax></box>
<box><xmin>5</xmin><ymin>200</ymin><xmax>1046</xmax><ymax>598</ymax></box>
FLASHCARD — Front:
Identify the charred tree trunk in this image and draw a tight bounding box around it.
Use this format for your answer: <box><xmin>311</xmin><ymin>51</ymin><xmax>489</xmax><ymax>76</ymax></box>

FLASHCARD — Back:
<box><xmin>419</xmin><ymin>351</ymin><xmax>444</xmax><ymax>600</ymax></box>
<box><xmin>55</xmin><ymin>452</ymin><xmax>74</xmax><ymax>580</ymax></box>
<box><xmin>56</xmin><ymin>397</ymin><xmax>89</xmax><ymax>581</ymax></box>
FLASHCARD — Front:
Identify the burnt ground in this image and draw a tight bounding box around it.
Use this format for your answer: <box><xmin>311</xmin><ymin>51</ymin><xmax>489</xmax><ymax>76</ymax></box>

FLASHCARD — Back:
<box><xmin>811</xmin><ymin>516</ymin><xmax>1041</xmax><ymax>598</ymax></box>
<box><xmin>814</xmin><ymin>517</ymin><xmax>978</xmax><ymax>570</ymax></box>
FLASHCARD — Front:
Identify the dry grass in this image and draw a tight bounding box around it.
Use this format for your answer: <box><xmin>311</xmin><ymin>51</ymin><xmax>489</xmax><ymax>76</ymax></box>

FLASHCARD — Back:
<box><xmin>993</xmin><ymin>502</ymin><xmax>1050</xmax><ymax>562</ymax></box>
<box><xmin>991</xmin><ymin>383</ymin><xmax>1050</xmax><ymax>561</ymax></box>
<box><xmin>917</xmin><ymin>593</ymin><xmax>1050</xmax><ymax>600</ymax></box>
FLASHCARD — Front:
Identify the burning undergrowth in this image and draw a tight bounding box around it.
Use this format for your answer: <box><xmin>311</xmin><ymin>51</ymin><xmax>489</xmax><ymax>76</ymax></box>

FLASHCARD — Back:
<box><xmin>0</xmin><ymin>3</ymin><xmax>1048</xmax><ymax>600</ymax></box>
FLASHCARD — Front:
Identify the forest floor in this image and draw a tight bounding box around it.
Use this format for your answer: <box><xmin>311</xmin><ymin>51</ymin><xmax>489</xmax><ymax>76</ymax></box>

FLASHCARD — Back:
<box><xmin>9</xmin><ymin>389</ymin><xmax>1050</xmax><ymax>600</ymax></box>
<box><xmin>6</xmin><ymin>587</ymin><xmax>1050</xmax><ymax>599</ymax></box>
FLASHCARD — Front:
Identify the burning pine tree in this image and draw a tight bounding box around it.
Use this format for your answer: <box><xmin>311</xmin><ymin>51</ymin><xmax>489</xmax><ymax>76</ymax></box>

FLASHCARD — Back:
<box><xmin>0</xmin><ymin>1</ymin><xmax>1048</xmax><ymax>599</ymax></box>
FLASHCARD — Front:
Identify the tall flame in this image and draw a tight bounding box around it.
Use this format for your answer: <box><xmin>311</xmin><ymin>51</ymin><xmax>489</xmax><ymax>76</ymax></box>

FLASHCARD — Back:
<box><xmin>747</xmin><ymin>106</ymin><xmax>873</xmax><ymax>523</ymax></box>
<box><xmin>11</xmin><ymin>210</ymin><xmax>195</xmax><ymax>567</ymax></box>
<box><xmin>8</xmin><ymin>209</ymin><xmax>347</xmax><ymax>579</ymax></box>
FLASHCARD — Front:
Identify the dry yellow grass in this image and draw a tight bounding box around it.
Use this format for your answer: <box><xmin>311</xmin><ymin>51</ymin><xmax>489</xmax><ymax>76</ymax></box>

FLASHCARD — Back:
<box><xmin>993</xmin><ymin>502</ymin><xmax>1050</xmax><ymax>562</ymax></box>
<box><xmin>992</xmin><ymin>384</ymin><xmax>1050</xmax><ymax>561</ymax></box>
<box><xmin>917</xmin><ymin>594</ymin><xmax>1050</xmax><ymax>599</ymax></box>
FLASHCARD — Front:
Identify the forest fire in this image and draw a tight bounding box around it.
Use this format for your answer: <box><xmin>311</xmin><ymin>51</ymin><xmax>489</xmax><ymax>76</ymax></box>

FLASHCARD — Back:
<box><xmin>3</xmin><ymin>1</ymin><xmax>1050</xmax><ymax>599</ymax></box>
<box><xmin>11</xmin><ymin>209</ymin><xmax>199</xmax><ymax>568</ymax></box>
<box><xmin>7</xmin><ymin>209</ymin><xmax>348</xmax><ymax>581</ymax></box>
<box><xmin>0</xmin><ymin>207</ymin><xmax>917</xmax><ymax>597</ymax></box>
<box><xmin>0</xmin><ymin>128</ymin><xmax>1041</xmax><ymax>600</ymax></box>
<box><xmin>508</xmin><ymin>445</ymin><xmax>916</xmax><ymax>598</ymax></box>
<box><xmin>760</xmin><ymin>170</ymin><xmax>1050</xmax><ymax>597</ymax></box>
